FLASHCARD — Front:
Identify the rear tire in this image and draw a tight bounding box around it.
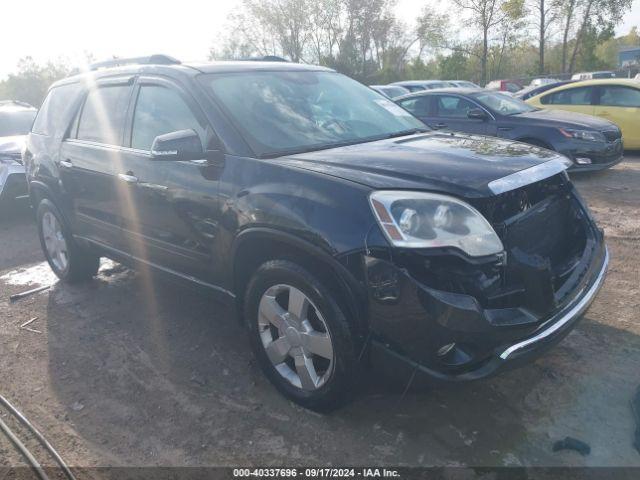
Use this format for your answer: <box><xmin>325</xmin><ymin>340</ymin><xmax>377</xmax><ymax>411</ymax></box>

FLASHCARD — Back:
<box><xmin>244</xmin><ymin>259</ymin><xmax>360</xmax><ymax>412</ymax></box>
<box><xmin>36</xmin><ymin>199</ymin><xmax>100</xmax><ymax>283</ymax></box>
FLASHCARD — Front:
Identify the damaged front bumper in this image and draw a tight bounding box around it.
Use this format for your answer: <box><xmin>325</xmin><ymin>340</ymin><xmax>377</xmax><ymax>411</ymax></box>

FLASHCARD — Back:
<box><xmin>367</xmin><ymin>243</ymin><xmax>608</xmax><ymax>384</ymax></box>
<box><xmin>364</xmin><ymin>178</ymin><xmax>609</xmax><ymax>385</ymax></box>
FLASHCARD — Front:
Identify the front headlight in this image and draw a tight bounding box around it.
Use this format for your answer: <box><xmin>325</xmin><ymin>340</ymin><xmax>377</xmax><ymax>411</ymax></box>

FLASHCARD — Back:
<box><xmin>559</xmin><ymin>128</ymin><xmax>606</xmax><ymax>143</ymax></box>
<box><xmin>369</xmin><ymin>191</ymin><xmax>504</xmax><ymax>257</ymax></box>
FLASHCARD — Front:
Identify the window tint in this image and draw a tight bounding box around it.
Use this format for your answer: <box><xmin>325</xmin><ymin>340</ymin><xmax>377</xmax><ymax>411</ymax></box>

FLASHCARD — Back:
<box><xmin>131</xmin><ymin>85</ymin><xmax>204</xmax><ymax>151</ymax></box>
<box><xmin>32</xmin><ymin>83</ymin><xmax>82</xmax><ymax>136</ymax></box>
<box><xmin>599</xmin><ymin>86</ymin><xmax>640</xmax><ymax>107</ymax></box>
<box><xmin>542</xmin><ymin>87</ymin><xmax>593</xmax><ymax>105</ymax></box>
<box><xmin>434</xmin><ymin>95</ymin><xmax>476</xmax><ymax>117</ymax></box>
<box><xmin>398</xmin><ymin>96</ymin><xmax>431</xmax><ymax>116</ymax></box>
<box><xmin>77</xmin><ymin>85</ymin><xmax>131</xmax><ymax>145</ymax></box>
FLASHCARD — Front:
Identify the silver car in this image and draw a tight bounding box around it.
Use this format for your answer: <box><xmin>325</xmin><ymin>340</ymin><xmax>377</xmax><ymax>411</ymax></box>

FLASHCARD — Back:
<box><xmin>0</xmin><ymin>101</ymin><xmax>36</xmax><ymax>208</ymax></box>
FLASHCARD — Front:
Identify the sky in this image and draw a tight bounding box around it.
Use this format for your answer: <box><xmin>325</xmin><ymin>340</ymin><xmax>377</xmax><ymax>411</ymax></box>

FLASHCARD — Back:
<box><xmin>1</xmin><ymin>0</ymin><xmax>639</xmax><ymax>79</ymax></box>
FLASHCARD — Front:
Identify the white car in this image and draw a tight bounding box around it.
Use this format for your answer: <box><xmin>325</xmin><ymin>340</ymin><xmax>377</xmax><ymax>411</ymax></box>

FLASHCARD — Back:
<box><xmin>391</xmin><ymin>80</ymin><xmax>451</xmax><ymax>92</ymax></box>
<box><xmin>529</xmin><ymin>78</ymin><xmax>560</xmax><ymax>87</ymax></box>
<box><xmin>571</xmin><ymin>71</ymin><xmax>615</xmax><ymax>80</ymax></box>
<box><xmin>445</xmin><ymin>80</ymin><xmax>481</xmax><ymax>89</ymax></box>
<box><xmin>0</xmin><ymin>101</ymin><xmax>36</xmax><ymax>208</ymax></box>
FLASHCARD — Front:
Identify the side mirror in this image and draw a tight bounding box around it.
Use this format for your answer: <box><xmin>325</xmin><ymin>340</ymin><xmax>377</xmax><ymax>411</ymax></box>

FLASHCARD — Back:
<box><xmin>151</xmin><ymin>129</ymin><xmax>203</xmax><ymax>161</ymax></box>
<box><xmin>467</xmin><ymin>108</ymin><xmax>488</xmax><ymax>120</ymax></box>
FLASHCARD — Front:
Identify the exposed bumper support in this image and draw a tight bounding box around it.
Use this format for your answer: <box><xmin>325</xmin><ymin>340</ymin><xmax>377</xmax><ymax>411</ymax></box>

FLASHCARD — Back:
<box><xmin>499</xmin><ymin>246</ymin><xmax>609</xmax><ymax>360</ymax></box>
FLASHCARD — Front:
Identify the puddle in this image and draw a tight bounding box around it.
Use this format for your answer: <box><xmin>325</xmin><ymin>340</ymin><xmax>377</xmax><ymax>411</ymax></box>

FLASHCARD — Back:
<box><xmin>0</xmin><ymin>259</ymin><xmax>120</xmax><ymax>288</ymax></box>
<box><xmin>0</xmin><ymin>261</ymin><xmax>58</xmax><ymax>287</ymax></box>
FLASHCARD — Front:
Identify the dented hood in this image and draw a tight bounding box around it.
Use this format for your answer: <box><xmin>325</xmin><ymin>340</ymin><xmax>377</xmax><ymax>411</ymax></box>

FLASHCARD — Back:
<box><xmin>275</xmin><ymin>132</ymin><xmax>565</xmax><ymax>198</ymax></box>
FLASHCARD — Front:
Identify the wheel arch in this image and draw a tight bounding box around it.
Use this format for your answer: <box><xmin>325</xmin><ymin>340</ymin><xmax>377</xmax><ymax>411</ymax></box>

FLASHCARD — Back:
<box><xmin>28</xmin><ymin>180</ymin><xmax>73</xmax><ymax>226</ymax></box>
<box><xmin>232</xmin><ymin>228</ymin><xmax>368</xmax><ymax>335</ymax></box>
<box><xmin>515</xmin><ymin>136</ymin><xmax>554</xmax><ymax>150</ymax></box>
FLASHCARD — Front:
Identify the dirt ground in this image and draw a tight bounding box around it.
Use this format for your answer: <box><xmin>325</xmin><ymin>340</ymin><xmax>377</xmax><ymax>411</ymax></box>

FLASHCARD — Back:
<box><xmin>1</xmin><ymin>155</ymin><xmax>639</xmax><ymax>474</ymax></box>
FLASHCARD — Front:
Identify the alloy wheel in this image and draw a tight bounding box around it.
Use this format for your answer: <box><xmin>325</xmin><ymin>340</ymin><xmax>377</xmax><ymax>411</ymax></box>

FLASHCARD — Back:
<box><xmin>257</xmin><ymin>284</ymin><xmax>334</xmax><ymax>391</ymax></box>
<box><xmin>42</xmin><ymin>211</ymin><xmax>69</xmax><ymax>272</ymax></box>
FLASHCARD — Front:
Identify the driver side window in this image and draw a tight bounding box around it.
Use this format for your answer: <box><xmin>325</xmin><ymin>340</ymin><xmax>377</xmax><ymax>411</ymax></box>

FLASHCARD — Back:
<box><xmin>130</xmin><ymin>85</ymin><xmax>205</xmax><ymax>151</ymax></box>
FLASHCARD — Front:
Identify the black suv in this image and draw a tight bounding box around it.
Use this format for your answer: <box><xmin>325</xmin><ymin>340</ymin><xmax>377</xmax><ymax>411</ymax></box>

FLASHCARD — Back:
<box><xmin>24</xmin><ymin>56</ymin><xmax>608</xmax><ymax>411</ymax></box>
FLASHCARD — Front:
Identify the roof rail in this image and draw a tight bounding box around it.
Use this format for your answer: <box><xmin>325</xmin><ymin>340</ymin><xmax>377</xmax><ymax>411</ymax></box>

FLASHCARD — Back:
<box><xmin>89</xmin><ymin>55</ymin><xmax>181</xmax><ymax>71</ymax></box>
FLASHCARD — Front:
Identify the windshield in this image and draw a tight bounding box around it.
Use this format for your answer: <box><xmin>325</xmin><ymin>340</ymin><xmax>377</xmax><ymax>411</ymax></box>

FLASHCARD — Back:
<box><xmin>0</xmin><ymin>110</ymin><xmax>36</xmax><ymax>137</ymax></box>
<box><xmin>380</xmin><ymin>86</ymin><xmax>410</xmax><ymax>98</ymax></box>
<box><xmin>201</xmin><ymin>71</ymin><xmax>425</xmax><ymax>157</ymax></box>
<box><xmin>472</xmin><ymin>91</ymin><xmax>536</xmax><ymax>115</ymax></box>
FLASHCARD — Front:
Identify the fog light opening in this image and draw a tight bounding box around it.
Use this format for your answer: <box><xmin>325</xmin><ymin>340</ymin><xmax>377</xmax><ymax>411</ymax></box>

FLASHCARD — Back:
<box><xmin>575</xmin><ymin>157</ymin><xmax>592</xmax><ymax>165</ymax></box>
<box><xmin>437</xmin><ymin>342</ymin><xmax>456</xmax><ymax>357</ymax></box>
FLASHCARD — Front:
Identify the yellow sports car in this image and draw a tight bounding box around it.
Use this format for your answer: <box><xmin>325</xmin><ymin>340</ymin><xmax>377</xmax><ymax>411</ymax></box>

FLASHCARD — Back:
<box><xmin>526</xmin><ymin>79</ymin><xmax>640</xmax><ymax>149</ymax></box>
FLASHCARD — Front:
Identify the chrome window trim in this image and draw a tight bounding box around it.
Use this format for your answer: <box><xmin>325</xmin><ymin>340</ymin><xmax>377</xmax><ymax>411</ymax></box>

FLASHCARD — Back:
<box><xmin>500</xmin><ymin>247</ymin><xmax>609</xmax><ymax>360</ymax></box>
<box><xmin>487</xmin><ymin>157</ymin><xmax>570</xmax><ymax>195</ymax></box>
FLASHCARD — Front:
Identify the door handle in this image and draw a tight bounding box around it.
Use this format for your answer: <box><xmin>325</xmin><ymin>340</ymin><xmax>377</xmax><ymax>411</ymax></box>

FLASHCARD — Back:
<box><xmin>59</xmin><ymin>159</ymin><xmax>73</xmax><ymax>168</ymax></box>
<box><xmin>118</xmin><ymin>173</ymin><xmax>138</xmax><ymax>184</ymax></box>
<box><xmin>433</xmin><ymin>123</ymin><xmax>448</xmax><ymax>129</ymax></box>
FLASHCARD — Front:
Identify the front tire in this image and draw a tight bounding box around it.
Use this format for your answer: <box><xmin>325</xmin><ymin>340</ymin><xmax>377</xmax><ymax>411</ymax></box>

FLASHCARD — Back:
<box><xmin>36</xmin><ymin>199</ymin><xmax>100</xmax><ymax>283</ymax></box>
<box><xmin>244</xmin><ymin>260</ymin><xmax>360</xmax><ymax>412</ymax></box>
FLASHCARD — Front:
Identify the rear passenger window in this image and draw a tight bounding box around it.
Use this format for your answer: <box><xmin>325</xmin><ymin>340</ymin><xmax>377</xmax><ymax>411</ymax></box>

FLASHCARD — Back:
<box><xmin>542</xmin><ymin>87</ymin><xmax>593</xmax><ymax>106</ymax></box>
<box><xmin>599</xmin><ymin>86</ymin><xmax>640</xmax><ymax>107</ymax></box>
<box><xmin>130</xmin><ymin>85</ymin><xmax>204</xmax><ymax>151</ymax></box>
<box><xmin>77</xmin><ymin>85</ymin><xmax>131</xmax><ymax>145</ymax></box>
<box><xmin>32</xmin><ymin>83</ymin><xmax>82</xmax><ymax>137</ymax></box>
<box><xmin>398</xmin><ymin>97</ymin><xmax>430</xmax><ymax>116</ymax></box>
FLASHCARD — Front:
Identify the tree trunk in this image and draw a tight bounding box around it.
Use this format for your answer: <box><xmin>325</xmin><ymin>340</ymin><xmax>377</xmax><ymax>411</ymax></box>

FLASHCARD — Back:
<box><xmin>569</xmin><ymin>0</ymin><xmax>594</xmax><ymax>73</ymax></box>
<box><xmin>561</xmin><ymin>0</ymin><xmax>576</xmax><ymax>73</ymax></box>
<box><xmin>539</xmin><ymin>0</ymin><xmax>545</xmax><ymax>74</ymax></box>
<box><xmin>481</xmin><ymin>27</ymin><xmax>488</xmax><ymax>86</ymax></box>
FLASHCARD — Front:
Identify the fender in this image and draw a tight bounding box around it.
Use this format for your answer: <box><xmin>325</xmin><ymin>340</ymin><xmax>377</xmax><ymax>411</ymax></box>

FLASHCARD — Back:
<box><xmin>232</xmin><ymin>226</ymin><xmax>369</xmax><ymax>332</ymax></box>
<box><xmin>28</xmin><ymin>179</ymin><xmax>60</xmax><ymax>208</ymax></box>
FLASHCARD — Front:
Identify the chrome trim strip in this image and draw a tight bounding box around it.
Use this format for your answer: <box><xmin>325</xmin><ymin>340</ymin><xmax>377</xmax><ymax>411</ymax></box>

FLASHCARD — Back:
<box><xmin>488</xmin><ymin>158</ymin><xmax>570</xmax><ymax>195</ymax></box>
<box><xmin>500</xmin><ymin>247</ymin><xmax>609</xmax><ymax>360</ymax></box>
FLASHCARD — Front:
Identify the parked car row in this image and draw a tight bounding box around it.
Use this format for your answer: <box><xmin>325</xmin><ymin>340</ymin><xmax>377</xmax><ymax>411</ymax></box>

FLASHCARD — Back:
<box><xmin>395</xmin><ymin>87</ymin><xmax>624</xmax><ymax>171</ymax></box>
<box><xmin>20</xmin><ymin>56</ymin><xmax>610</xmax><ymax>411</ymax></box>
<box><xmin>392</xmin><ymin>75</ymin><xmax>639</xmax><ymax>169</ymax></box>
<box><xmin>370</xmin><ymin>80</ymin><xmax>481</xmax><ymax>98</ymax></box>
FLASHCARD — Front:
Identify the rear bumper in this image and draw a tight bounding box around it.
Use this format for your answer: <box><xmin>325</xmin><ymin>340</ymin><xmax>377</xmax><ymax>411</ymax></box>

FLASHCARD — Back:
<box><xmin>367</xmin><ymin>241</ymin><xmax>609</xmax><ymax>385</ymax></box>
<box><xmin>0</xmin><ymin>163</ymin><xmax>27</xmax><ymax>202</ymax></box>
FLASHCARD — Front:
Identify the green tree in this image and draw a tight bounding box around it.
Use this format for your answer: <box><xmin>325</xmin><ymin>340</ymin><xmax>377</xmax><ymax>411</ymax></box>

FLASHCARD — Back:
<box><xmin>0</xmin><ymin>57</ymin><xmax>71</xmax><ymax>107</ymax></box>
